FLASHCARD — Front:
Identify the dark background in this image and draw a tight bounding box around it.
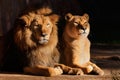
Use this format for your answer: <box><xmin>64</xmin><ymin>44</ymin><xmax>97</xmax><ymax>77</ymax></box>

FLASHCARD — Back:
<box><xmin>0</xmin><ymin>0</ymin><xmax>120</xmax><ymax>43</ymax></box>
<box><xmin>79</xmin><ymin>0</ymin><xmax>120</xmax><ymax>43</ymax></box>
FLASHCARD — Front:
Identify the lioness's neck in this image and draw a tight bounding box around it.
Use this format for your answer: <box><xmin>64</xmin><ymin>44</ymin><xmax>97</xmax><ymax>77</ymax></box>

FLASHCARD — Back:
<box><xmin>64</xmin><ymin>32</ymin><xmax>86</xmax><ymax>40</ymax></box>
<box><xmin>63</xmin><ymin>33</ymin><xmax>87</xmax><ymax>47</ymax></box>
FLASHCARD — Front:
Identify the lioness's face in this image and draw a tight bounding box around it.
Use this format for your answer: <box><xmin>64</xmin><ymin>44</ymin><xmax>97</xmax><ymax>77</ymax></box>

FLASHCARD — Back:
<box><xmin>65</xmin><ymin>13</ymin><xmax>90</xmax><ymax>38</ymax></box>
<box><xmin>30</xmin><ymin>15</ymin><xmax>53</xmax><ymax>44</ymax></box>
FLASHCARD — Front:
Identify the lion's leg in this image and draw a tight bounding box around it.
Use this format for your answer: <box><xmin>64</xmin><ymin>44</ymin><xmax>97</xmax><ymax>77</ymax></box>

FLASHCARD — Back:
<box><xmin>55</xmin><ymin>64</ymin><xmax>84</xmax><ymax>75</ymax></box>
<box><xmin>88</xmin><ymin>62</ymin><xmax>104</xmax><ymax>75</ymax></box>
<box><xmin>24</xmin><ymin>65</ymin><xmax>63</xmax><ymax>76</ymax></box>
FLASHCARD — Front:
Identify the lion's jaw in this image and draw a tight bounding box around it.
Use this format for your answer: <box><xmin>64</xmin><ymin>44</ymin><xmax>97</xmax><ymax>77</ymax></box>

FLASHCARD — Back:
<box><xmin>38</xmin><ymin>36</ymin><xmax>49</xmax><ymax>44</ymax></box>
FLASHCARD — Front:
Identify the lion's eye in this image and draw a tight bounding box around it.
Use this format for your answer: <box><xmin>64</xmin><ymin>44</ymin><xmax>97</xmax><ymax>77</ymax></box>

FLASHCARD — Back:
<box><xmin>46</xmin><ymin>23</ymin><xmax>50</xmax><ymax>28</ymax></box>
<box><xmin>74</xmin><ymin>22</ymin><xmax>79</xmax><ymax>26</ymax></box>
<box><xmin>33</xmin><ymin>24</ymin><xmax>42</xmax><ymax>29</ymax></box>
<box><xmin>34</xmin><ymin>25</ymin><xmax>39</xmax><ymax>29</ymax></box>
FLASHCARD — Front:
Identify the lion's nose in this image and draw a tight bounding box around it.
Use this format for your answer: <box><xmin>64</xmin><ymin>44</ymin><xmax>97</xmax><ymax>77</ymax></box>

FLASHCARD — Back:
<box><xmin>41</xmin><ymin>33</ymin><xmax>47</xmax><ymax>37</ymax></box>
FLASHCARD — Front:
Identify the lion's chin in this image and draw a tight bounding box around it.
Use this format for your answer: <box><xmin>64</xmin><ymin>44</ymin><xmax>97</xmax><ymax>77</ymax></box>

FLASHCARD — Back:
<box><xmin>38</xmin><ymin>40</ymin><xmax>48</xmax><ymax>44</ymax></box>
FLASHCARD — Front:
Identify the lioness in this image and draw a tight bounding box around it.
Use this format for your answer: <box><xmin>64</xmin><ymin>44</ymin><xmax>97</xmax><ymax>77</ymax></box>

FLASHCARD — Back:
<box><xmin>1</xmin><ymin>8</ymin><xmax>83</xmax><ymax>76</ymax></box>
<box><xmin>62</xmin><ymin>13</ymin><xmax>104</xmax><ymax>75</ymax></box>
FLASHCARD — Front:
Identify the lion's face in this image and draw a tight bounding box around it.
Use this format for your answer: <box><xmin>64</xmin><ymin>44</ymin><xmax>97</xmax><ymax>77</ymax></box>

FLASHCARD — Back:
<box><xmin>65</xmin><ymin>13</ymin><xmax>90</xmax><ymax>38</ymax></box>
<box><xmin>15</xmin><ymin>13</ymin><xmax>59</xmax><ymax>48</ymax></box>
<box><xmin>29</xmin><ymin>15</ymin><xmax>53</xmax><ymax>44</ymax></box>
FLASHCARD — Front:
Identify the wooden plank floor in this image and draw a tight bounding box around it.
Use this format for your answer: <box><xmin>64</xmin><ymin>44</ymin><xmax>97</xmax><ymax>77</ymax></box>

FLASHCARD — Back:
<box><xmin>0</xmin><ymin>42</ymin><xmax>120</xmax><ymax>80</ymax></box>
<box><xmin>90</xmin><ymin>43</ymin><xmax>120</xmax><ymax>80</ymax></box>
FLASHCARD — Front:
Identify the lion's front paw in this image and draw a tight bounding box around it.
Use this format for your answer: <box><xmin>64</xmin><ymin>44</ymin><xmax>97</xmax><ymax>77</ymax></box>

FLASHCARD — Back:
<box><xmin>68</xmin><ymin>68</ymin><xmax>84</xmax><ymax>75</ymax></box>
<box><xmin>49</xmin><ymin>66</ymin><xmax>63</xmax><ymax>76</ymax></box>
<box><xmin>54</xmin><ymin>66</ymin><xmax>63</xmax><ymax>75</ymax></box>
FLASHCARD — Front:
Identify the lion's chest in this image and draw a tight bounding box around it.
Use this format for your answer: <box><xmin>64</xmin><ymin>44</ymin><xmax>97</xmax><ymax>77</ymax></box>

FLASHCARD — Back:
<box><xmin>26</xmin><ymin>47</ymin><xmax>55</xmax><ymax>67</ymax></box>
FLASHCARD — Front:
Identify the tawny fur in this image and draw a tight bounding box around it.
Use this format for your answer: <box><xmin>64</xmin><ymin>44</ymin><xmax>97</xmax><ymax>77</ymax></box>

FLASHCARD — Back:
<box><xmin>1</xmin><ymin>8</ymin><xmax>83</xmax><ymax>76</ymax></box>
<box><xmin>14</xmin><ymin>8</ymin><xmax>62</xmax><ymax>76</ymax></box>
<box><xmin>62</xmin><ymin>13</ymin><xmax>104</xmax><ymax>75</ymax></box>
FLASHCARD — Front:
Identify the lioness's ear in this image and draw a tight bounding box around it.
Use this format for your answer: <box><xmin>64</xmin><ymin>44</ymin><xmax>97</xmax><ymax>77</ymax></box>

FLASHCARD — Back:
<box><xmin>83</xmin><ymin>13</ymin><xmax>89</xmax><ymax>21</ymax></box>
<box><xmin>65</xmin><ymin>13</ymin><xmax>73</xmax><ymax>21</ymax></box>
<box><xmin>49</xmin><ymin>14</ymin><xmax>60</xmax><ymax>23</ymax></box>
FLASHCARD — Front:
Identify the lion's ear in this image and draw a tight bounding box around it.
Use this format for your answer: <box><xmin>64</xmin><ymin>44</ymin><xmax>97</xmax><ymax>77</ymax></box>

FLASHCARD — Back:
<box><xmin>65</xmin><ymin>13</ymin><xmax>73</xmax><ymax>21</ymax></box>
<box><xmin>18</xmin><ymin>16</ymin><xmax>31</xmax><ymax>27</ymax></box>
<box><xmin>83</xmin><ymin>13</ymin><xmax>89</xmax><ymax>21</ymax></box>
<box><xmin>15</xmin><ymin>18</ymin><xmax>26</xmax><ymax>27</ymax></box>
<box><xmin>49</xmin><ymin>14</ymin><xmax>60</xmax><ymax>23</ymax></box>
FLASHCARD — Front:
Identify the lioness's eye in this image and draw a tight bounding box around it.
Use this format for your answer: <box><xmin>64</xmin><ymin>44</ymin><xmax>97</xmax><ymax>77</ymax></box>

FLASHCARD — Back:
<box><xmin>84</xmin><ymin>22</ymin><xmax>88</xmax><ymax>26</ymax></box>
<box><xmin>74</xmin><ymin>22</ymin><xmax>79</xmax><ymax>26</ymax></box>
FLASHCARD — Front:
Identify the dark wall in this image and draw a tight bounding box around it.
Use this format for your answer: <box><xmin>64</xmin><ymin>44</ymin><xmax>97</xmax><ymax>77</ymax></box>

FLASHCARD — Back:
<box><xmin>78</xmin><ymin>0</ymin><xmax>120</xmax><ymax>43</ymax></box>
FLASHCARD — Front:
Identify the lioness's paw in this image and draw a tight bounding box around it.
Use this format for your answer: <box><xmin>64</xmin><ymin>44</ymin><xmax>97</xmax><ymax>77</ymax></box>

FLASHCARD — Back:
<box><xmin>92</xmin><ymin>69</ymin><xmax>104</xmax><ymax>76</ymax></box>
<box><xmin>68</xmin><ymin>68</ymin><xmax>84</xmax><ymax>75</ymax></box>
<box><xmin>90</xmin><ymin>63</ymin><xmax>104</xmax><ymax>75</ymax></box>
<box><xmin>98</xmin><ymin>70</ymin><xmax>104</xmax><ymax>75</ymax></box>
<box><xmin>86</xmin><ymin>65</ymin><xmax>93</xmax><ymax>73</ymax></box>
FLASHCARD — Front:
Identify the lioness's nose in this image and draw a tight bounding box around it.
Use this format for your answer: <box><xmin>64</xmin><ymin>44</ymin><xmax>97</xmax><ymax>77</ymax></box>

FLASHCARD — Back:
<box><xmin>81</xmin><ymin>27</ymin><xmax>86</xmax><ymax>30</ymax></box>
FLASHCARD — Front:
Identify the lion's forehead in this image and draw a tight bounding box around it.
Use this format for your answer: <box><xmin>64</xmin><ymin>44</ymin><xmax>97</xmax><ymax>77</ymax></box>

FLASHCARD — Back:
<box><xmin>34</xmin><ymin>15</ymin><xmax>51</xmax><ymax>25</ymax></box>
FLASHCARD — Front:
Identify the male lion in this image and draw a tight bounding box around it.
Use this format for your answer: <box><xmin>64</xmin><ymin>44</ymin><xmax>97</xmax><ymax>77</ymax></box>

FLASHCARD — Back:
<box><xmin>1</xmin><ymin>8</ymin><xmax>83</xmax><ymax>76</ymax></box>
<box><xmin>62</xmin><ymin>13</ymin><xmax>104</xmax><ymax>75</ymax></box>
